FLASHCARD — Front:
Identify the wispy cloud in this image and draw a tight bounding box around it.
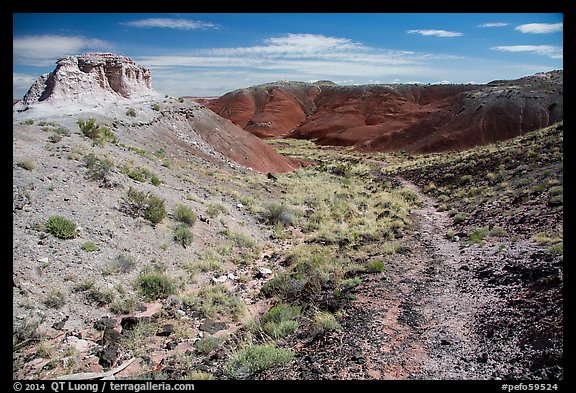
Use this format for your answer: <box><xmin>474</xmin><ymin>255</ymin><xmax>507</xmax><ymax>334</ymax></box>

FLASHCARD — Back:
<box><xmin>13</xmin><ymin>35</ymin><xmax>112</xmax><ymax>66</ymax></box>
<box><xmin>136</xmin><ymin>33</ymin><xmax>478</xmax><ymax>96</ymax></box>
<box><xmin>491</xmin><ymin>45</ymin><xmax>563</xmax><ymax>59</ymax></box>
<box><xmin>122</xmin><ymin>18</ymin><xmax>219</xmax><ymax>30</ymax></box>
<box><xmin>407</xmin><ymin>29</ymin><xmax>463</xmax><ymax>37</ymax></box>
<box><xmin>478</xmin><ymin>22</ymin><xmax>509</xmax><ymax>28</ymax></box>
<box><xmin>515</xmin><ymin>23</ymin><xmax>563</xmax><ymax>34</ymax></box>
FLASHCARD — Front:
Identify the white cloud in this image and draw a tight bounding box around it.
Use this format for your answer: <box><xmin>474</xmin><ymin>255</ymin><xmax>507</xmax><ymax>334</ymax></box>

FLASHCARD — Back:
<box><xmin>478</xmin><ymin>22</ymin><xmax>509</xmax><ymax>27</ymax></box>
<box><xmin>491</xmin><ymin>45</ymin><xmax>563</xmax><ymax>59</ymax></box>
<box><xmin>13</xmin><ymin>35</ymin><xmax>112</xmax><ymax>66</ymax></box>
<box><xmin>515</xmin><ymin>23</ymin><xmax>563</xmax><ymax>34</ymax></box>
<box><xmin>13</xmin><ymin>73</ymin><xmax>39</xmax><ymax>98</ymax></box>
<box><xmin>407</xmin><ymin>29</ymin><xmax>463</xmax><ymax>37</ymax></box>
<box><xmin>122</xmin><ymin>18</ymin><xmax>219</xmax><ymax>30</ymax></box>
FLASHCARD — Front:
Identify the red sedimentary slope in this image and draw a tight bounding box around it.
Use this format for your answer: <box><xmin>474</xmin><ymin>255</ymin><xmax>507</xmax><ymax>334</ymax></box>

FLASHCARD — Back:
<box><xmin>187</xmin><ymin>107</ymin><xmax>302</xmax><ymax>173</ymax></box>
<box><xmin>207</xmin><ymin>82</ymin><xmax>321</xmax><ymax>138</ymax></box>
<box><xmin>207</xmin><ymin>72</ymin><xmax>563</xmax><ymax>153</ymax></box>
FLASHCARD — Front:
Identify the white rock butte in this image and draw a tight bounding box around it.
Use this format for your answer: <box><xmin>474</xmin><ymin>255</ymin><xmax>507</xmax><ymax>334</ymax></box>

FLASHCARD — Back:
<box><xmin>19</xmin><ymin>53</ymin><xmax>155</xmax><ymax>107</ymax></box>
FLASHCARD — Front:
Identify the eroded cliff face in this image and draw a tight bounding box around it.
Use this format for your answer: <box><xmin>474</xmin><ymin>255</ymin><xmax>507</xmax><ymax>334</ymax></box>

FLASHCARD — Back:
<box><xmin>20</xmin><ymin>53</ymin><xmax>154</xmax><ymax>106</ymax></box>
<box><xmin>207</xmin><ymin>72</ymin><xmax>563</xmax><ymax>153</ymax></box>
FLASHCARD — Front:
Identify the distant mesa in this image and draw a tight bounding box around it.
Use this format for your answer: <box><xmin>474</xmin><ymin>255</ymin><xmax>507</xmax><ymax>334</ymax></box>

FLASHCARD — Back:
<box><xmin>13</xmin><ymin>53</ymin><xmax>300</xmax><ymax>174</ymax></box>
<box><xmin>16</xmin><ymin>53</ymin><xmax>156</xmax><ymax>110</ymax></box>
<box><xmin>208</xmin><ymin>71</ymin><xmax>563</xmax><ymax>153</ymax></box>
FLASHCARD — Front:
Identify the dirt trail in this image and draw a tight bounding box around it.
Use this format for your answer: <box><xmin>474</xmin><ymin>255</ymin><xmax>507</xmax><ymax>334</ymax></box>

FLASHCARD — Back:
<box><xmin>261</xmin><ymin>178</ymin><xmax>497</xmax><ymax>379</ymax></box>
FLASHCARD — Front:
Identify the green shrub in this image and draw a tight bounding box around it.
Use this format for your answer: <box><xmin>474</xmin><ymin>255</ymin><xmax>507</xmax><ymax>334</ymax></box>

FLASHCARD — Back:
<box><xmin>151</xmin><ymin>103</ymin><xmax>160</xmax><ymax>111</ymax></box>
<box><xmin>366</xmin><ymin>260</ymin><xmax>385</xmax><ymax>273</ymax></box>
<box><xmin>178</xmin><ymin>97</ymin><xmax>184</xmax><ymax>103</ymax></box>
<box><xmin>185</xmin><ymin>372</ymin><xmax>214</xmax><ymax>380</ymax></box>
<box><xmin>122</xmin><ymin>188</ymin><xmax>166</xmax><ymax>224</ymax></box>
<box><xmin>45</xmin><ymin>288</ymin><xmax>66</xmax><ymax>309</ymax></box>
<box><xmin>150</xmin><ymin>175</ymin><xmax>161</xmax><ymax>186</ymax></box>
<box><xmin>548</xmin><ymin>186</ymin><xmax>563</xmax><ymax>196</ymax></box>
<box><xmin>17</xmin><ymin>159</ymin><xmax>36</xmax><ymax>171</ymax></box>
<box><xmin>78</xmin><ymin>118</ymin><xmax>117</xmax><ymax>145</ymax></box>
<box><xmin>313</xmin><ymin>311</ymin><xmax>341</xmax><ymax>332</ymax></box>
<box><xmin>81</xmin><ymin>241</ymin><xmax>99</xmax><ymax>252</ymax></box>
<box><xmin>194</xmin><ymin>336</ymin><xmax>222</xmax><ymax>354</ymax></box>
<box><xmin>261</xmin><ymin>304</ymin><xmax>302</xmax><ymax>339</ymax></box>
<box><xmin>173</xmin><ymin>204</ymin><xmax>197</xmax><ymax>225</ymax></box>
<box><xmin>110</xmin><ymin>297</ymin><xmax>139</xmax><ymax>314</ymax></box>
<box><xmin>460</xmin><ymin>175</ymin><xmax>472</xmax><ymax>184</ymax></box>
<box><xmin>126</xmin><ymin>108</ymin><xmax>136</xmax><ymax>117</ymax></box>
<box><xmin>546</xmin><ymin>243</ymin><xmax>563</xmax><ymax>255</ymax></box>
<box><xmin>84</xmin><ymin>153</ymin><xmax>114</xmax><ymax>183</ymax></box>
<box><xmin>46</xmin><ymin>216</ymin><xmax>77</xmax><ymax>239</ymax></box>
<box><xmin>467</xmin><ymin>227</ymin><xmax>489</xmax><ymax>245</ymax></box>
<box><xmin>174</xmin><ymin>224</ymin><xmax>193</xmax><ymax>248</ymax></box>
<box><xmin>263</xmin><ymin>203</ymin><xmax>294</xmax><ymax>227</ymax></box>
<box><xmin>184</xmin><ymin>284</ymin><xmax>245</xmax><ymax>320</ymax></box>
<box><xmin>135</xmin><ymin>272</ymin><xmax>177</xmax><ymax>300</ymax></box>
<box><xmin>206</xmin><ymin>202</ymin><xmax>228</xmax><ymax>218</ymax></box>
<box><xmin>224</xmin><ymin>344</ymin><xmax>294</xmax><ymax>377</ymax></box>
<box><xmin>452</xmin><ymin>213</ymin><xmax>468</xmax><ymax>224</ymax></box>
<box><xmin>340</xmin><ymin>277</ymin><xmax>362</xmax><ymax>290</ymax></box>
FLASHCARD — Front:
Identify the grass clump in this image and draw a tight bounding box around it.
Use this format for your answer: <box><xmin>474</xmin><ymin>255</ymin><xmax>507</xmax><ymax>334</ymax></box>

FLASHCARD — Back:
<box><xmin>81</xmin><ymin>241</ymin><xmax>99</xmax><ymax>252</ymax></box>
<box><xmin>122</xmin><ymin>188</ymin><xmax>166</xmax><ymax>224</ymax></box>
<box><xmin>194</xmin><ymin>336</ymin><xmax>223</xmax><ymax>354</ymax></box>
<box><xmin>151</xmin><ymin>103</ymin><xmax>160</xmax><ymax>111</ymax></box>
<box><xmin>126</xmin><ymin>108</ymin><xmax>136</xmax><ymax>117</ymax></box>
<box><xmin>174</xmin><ymin>224</ymin><xmax>193</xmax><ymax>248</ymax></box>
<box><xmin>260</xmin><ymin>304</ymin><xmax>302</xmax><ymax>339</ymax></box>
<box><xmin>224</xmin><ymin>344</ymin><xmax>294</xmax><ymax>378</ymax></box>
<box><xmin>17</xmin><ymin>159</ymin><xmax>36</xmax><ymax>171</ymax></box>
<box><xmin>313</xmin><ymin>311</ymin><xmax>341</xmax><ymax>332</ymax></box>
<box><xmin>20</xmin><ymin>119</ymin><xmax>34</xmax><ymax>125</ymax></box>
<box><xmin>44</xmin><ymin>288</ymin><xmax>66</xmax><ymax>309</ymax></box>
<box><xmin>366</xmin><ymin>260</ymin><xmax>385</xmax><ymax>273</ymax></box>
<box><xmin>78</xmin><ymin>118</ymin><xmax>117</xmax><ymax>146</ymax></box>
<box><xmin>546</xmin><ymin>243</ymin><xmax>563</xmax><ymax>255</ymax></box>
<box><xmin>207</xmin><ymin>202</ymin><xmax>229</xmax><ymax>218</ymax></box>
<box><xmin>135</xmin><ymin>272</ymin><xmax>177</xmax><ymax>301</ymax></box>
<box><xmin>185</xmin><ymin>372</ymin><xmax>215</xmax><ymax>380</ymax></box>
<box><xmin>84</xmin><ymin>153</ymin><xmax>114</xmax><ymax>184</ymax></box>
<box><xmin>184</xmin><ymin>284</ymin><xmax>245</xmax><ymax>321</ymax></box>
<box><xmin>46</xmin><ymin>216</ymin><xmax>77</xmax><ymax>239</ymax></box>
<box><xmin>263</xmin><ymin>203</ymin><xmax>294</xmax><ymax>227</ymax></box>
<box><xmin>173</xmin><ymin>204</ymin><xmax>197</xmax><ymax>226</ymax></box>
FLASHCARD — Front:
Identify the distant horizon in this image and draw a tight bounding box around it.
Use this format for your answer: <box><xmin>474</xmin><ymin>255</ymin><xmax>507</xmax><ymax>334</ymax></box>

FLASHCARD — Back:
<box><xmin>13</xmin><ymin>13</ymin><xmax>563</xmax><ymax>98</ymax></box>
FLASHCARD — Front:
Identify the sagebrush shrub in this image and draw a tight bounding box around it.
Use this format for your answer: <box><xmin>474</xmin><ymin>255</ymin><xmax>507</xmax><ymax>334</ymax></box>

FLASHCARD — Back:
<box><xmin>135</xmin><ymin>272</ymin><xmax>176</xmax><ymax>300</ymax></box>
<box><xmin>173</xmin><ymin>204</ymin><xmax>197</xmax><ymax>225</ymax></box>
<box><xmin>46</xmin><ymin>216</ymin><xmax>77</xmax><ymax>239</ymax></box>
<box><xmin>174</xmin><ymin>224</ymin><xmax>193</xmax><ymax>248</ymax></box>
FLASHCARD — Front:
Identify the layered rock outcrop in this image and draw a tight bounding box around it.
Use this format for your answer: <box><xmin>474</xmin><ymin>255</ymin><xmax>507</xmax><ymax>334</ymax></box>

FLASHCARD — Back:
<box><xmin>19</xmin><ymin>53</ymin><xmax>154</xmax><ymax>107</ymax></box>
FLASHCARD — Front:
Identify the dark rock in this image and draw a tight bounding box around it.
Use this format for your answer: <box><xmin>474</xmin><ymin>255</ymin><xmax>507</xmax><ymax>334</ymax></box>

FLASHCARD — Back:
<box><xmin>98</xmin><ymin>327</ymin><xmax>121</xmax><ymax>346</ymax></box>
<box><xmin>156</xmin><ymin>324</ymin><xmax>174</xmax><ymax>337</ymax></box>
<box><xmin>93</xmin><ymin>317</ymin><xmax>117</xmax><ymax>331</ymax></box>
<box><xmin>121</xmin><ymin>316</ymin><xmax>139</xmax><ymax>331</ymax></box>
<box><xmin>52</xmin><ymin>316</ymin><xmax>69</xmax><ymax>330</ymax></box>
<box><xmin>199</xmin><ymin>320</ymin><xmax>228</xmax><ymax>334</ymax></box>
<box><xmin>97</xmin><ymin>342</ymin><xmax>119</xmax><ymax>369</ymax></box>
<box><xmin>441</xmin><ymin>339</ymin><xmax>451</xmax><ymax>345</ymax></box>
<box><xmin>479</xmin><ymin>353</ymin><xmax>489</xmax><ymax>363</ymax></box>
<box><xmin>460</xmin><ymin>265</ymin><xmax>470</xmax><ymax>271</ymax></box>
<box><xmin>164</xmin><ymin>340</ymin><xmax>178</xmax><ymax>350</ymax></box>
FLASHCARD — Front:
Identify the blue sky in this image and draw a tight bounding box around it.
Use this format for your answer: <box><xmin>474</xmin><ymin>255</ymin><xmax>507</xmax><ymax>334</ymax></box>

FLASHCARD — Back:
<box><xmin>13</xmin><ymin>13</ymin><xmax>563</xmax><ymax>98</ymax></box>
